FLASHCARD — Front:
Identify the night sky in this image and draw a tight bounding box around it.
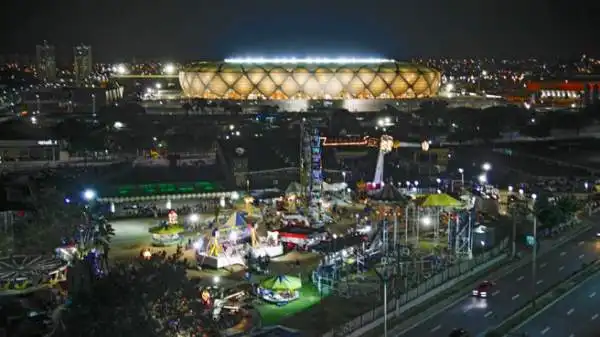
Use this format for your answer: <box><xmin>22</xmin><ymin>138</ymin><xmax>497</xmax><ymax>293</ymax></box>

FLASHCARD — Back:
<box><xmin>0</xmin><ymin>0</ymin><xmax>597</xmax><ymax>62</ymax></box>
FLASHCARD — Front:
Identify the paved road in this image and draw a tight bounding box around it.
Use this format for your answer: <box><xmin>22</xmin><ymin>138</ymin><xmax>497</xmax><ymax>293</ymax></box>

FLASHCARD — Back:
<box><xmin>514</xmin><ymin>269</ymin><xmax>600</xmax><ymax>337</ymax></box>
<box><xmin>392</xmin><ymin>214</ymin><xmax>600</xmax><ymax>337</ymax></box>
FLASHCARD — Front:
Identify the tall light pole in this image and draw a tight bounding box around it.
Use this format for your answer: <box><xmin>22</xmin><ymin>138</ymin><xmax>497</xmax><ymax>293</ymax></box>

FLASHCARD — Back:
<box><xmin>531</xmin><ymin>193</ymin><xmax>538</xmax><ymax>309</ymax></box>
<box><xmin>481</xmin><ymin>162</ymin><xmax>492</xmax><ymax>172</ymax></box>
<box><xmin>342</xmin><ymin>171</ymin><xmax>347</xmax><ymax>198</ymax></box>
<box><xmin>35</xmin><ymin>94</ymin><xmax>41</xmax><ymax>114</ymax></box>
<box><xmin>508</xmin><ymin>185</ymin><xmax>517</xmax><ymax>258</ymax></box>
<box><xmin>375</xmin><ymin>228</ymin><xmax>392</xmax><ymax>337</ymax></box>
<box><xmin>478</xmin><ymin>70</ymin><xmax>488</xmax><ymax>94</ymax></box>
<box><xmin>458</xmin><ymin>168</ymin><xmax>464</xmax><ymax>189</ymax></box>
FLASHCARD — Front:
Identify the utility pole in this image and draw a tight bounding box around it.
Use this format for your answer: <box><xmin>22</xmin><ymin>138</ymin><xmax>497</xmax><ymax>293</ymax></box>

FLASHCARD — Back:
<box><xmin>375</xmin><ymin>224</ymin><xmax>393</xmax><ymax>337</ymax></box>
<box><xmin>511</xmin><ymin>211</ymin><xmax>517</xmax><ymax>258</ymax></box>
<box><xmin>531</xmin><ymin>194</ymin><xmax>538</xmax><ymax>309</ymax></box>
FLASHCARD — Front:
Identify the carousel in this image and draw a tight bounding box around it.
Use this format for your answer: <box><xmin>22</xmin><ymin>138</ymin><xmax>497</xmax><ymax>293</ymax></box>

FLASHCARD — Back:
<box><xmin>0</xmin><ymin>255</ymin><xmax>68</xmax><ymax>295</ymax></box>
<box><xmin>258</xmin><ymin>275</ymin><xmax>302</xmax><ymax>305</ymax></box>
<box><xmin>149</xmin><ymin>210</ymin><xmax>185</xmax><ymax>246</ymax></box>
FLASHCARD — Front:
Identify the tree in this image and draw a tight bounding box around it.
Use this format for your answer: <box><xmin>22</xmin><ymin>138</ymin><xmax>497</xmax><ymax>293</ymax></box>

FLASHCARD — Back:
<box><xmin>534</xmin><ymin>193</ymin><xmax>574</xmax><ymax>229</ymax></box>
<box><xmin>14</xmin><ymin>186</ymin><xmax>84</xmax><ymax>254</ymax></box>
<box><xmin>57</xmin><ymin>253</ymin><xmax>220</xmax><ymax>337</ymax></box>
<box><xmin>555</xmin><ymin>195</ymin><xmax>579</xmax><ymax>220</ymax></box>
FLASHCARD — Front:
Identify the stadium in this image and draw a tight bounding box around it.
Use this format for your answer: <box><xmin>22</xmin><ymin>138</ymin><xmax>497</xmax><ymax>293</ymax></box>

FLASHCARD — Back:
<box><xmin>179</xmin><ymin>58</ymin><xmax>441</xmax><ymax>100</ymax></box>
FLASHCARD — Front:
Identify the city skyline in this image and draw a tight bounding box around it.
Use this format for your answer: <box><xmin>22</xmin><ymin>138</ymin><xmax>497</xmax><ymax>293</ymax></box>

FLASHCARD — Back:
<box><xmin>0</xmin><ymin>0</ymin><xmax>598</xmax><ymax>62</ymax></box>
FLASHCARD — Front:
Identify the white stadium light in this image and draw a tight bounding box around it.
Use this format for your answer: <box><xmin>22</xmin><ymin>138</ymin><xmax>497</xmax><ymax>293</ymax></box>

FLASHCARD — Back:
<box><xmin>224</xmin><ymin>57</ymin><xmax>395</xmax><ymax>64</ymax></box>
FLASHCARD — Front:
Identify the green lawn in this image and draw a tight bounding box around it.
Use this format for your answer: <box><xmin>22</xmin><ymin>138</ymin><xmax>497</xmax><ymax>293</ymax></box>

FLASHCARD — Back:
<box><xmin>256</xmin><ymin>283</ymin><xmax>323</xmax><ymax>326</ymax></box>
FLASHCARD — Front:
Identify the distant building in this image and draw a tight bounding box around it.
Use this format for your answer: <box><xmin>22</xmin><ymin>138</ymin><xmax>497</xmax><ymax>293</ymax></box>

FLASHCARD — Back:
<box><xmin>526</xmin><ymin>76</ymin><xmax>600</xmax><ymax>107</ymax></box>
<box><xmin>22</xmin><ymin>86</ymin><xmax>124</xmax><ymax>114</ymax></box>
<box><xmin>74</xmin><ymin>44</ymin><xmax>93</xmax><ymax>86</ymax></box>
<box><xmin>35</xmin><ymin>41</ymin><xmax>57</xmax><ymax>82</ymax></box>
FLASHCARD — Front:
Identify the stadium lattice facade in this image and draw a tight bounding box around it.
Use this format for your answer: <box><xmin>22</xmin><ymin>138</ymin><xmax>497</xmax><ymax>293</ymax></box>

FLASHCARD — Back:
<box><xmin>179</xmin><ymin>61</ymin><xmax>441</xmax><ymax>100</ymax></box>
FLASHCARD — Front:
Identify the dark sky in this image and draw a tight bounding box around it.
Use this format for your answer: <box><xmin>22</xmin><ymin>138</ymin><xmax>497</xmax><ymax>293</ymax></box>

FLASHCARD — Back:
<box><xmin>0</xmin><ymin>0</ymin><xmax>597</xmax><ymax>62</ymax></box>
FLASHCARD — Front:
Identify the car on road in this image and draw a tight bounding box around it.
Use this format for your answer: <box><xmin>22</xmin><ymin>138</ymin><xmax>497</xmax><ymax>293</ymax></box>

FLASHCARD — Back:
<box><xmin>449</xmin><ymin>328</ymin><xmax>470</xmax><ymax>337</ymax></box>
<box><xmin>472</xmin><ymin>281</ymin><xmax>494</xmax><ymax>298</ymax></box>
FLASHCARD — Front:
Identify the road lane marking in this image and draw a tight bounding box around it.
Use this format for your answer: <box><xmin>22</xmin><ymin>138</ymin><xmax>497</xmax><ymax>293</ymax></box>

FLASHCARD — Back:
<box><xmin>590</xmin><ymin>292</ymin><xmax>596</xmax><ymax>298</ymax></box>
<box><xmin>559</xmin><ymin>266</ymin><xmax>565</xmax><ymax>271</ymax></box>
<box><xmin>578</xmin><ymin>241</ymin><xmax>584</xmax><ymax>245</ymax></box>
<box><xmin>568</xmin><ymin>334</ymin><xmax>575</xmax><ymax>337</ymax></box>
<box><xmin>592</xmin><ymin>313</ymin><xmax>598</xmax><ymax>320</ymax></box>
<box><xmin>512</xmin><ymin>294</ymin><xmax>520</xmax><ymax>300</ymax></box>
<box><xmin>484</xmin><ymin>311</ymin><xmax>493</xmax><ymax>318</ymax></box>
<box><xmin>579</xmin><ymin>254</ymin><xmax>585</xmax><ymax>259</ymax></box>
<box><xmin>463</xmin><ymin>307</ymin><xmax>471</xmax><ymax>313</ymax></box>
<box><xmin>541</xmin><ymin>326</ymin><xmax>551</xmax><ymax>335</ymax></box>
<box><xmin>430</xmin><ymin>325</ymin><xmax>441</xmax><ymax>332</ymax></box>
<box><xmin>561</xmin><ymin>251</ymin><xmax>567</xmax><ymax>256</ymax></box>
<box><xmin>537</xmin><ymin>279</ymin><xmax>544</xmax><ymax>285</ymax></box>
<box><xmin>517</xmin><ymin>275</ymin><xmax>524</xmax><ymax>281</ymax></box>
<box><xmin>492</xmin><ymin>290</ymin><xmax>500</xmax><ymax>296</ymax></box>
<box><xmin>567</xmin><ymin>308</ymin><xmax>574</xmax><ymax>315</ymax></box>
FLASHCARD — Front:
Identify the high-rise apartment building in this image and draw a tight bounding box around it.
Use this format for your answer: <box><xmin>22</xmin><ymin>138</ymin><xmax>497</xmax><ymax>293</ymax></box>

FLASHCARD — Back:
<box><xmin>74</xmin><ymin>44</ymin><xmax>92</xmax><ymax>86</ymax></box>
<box><xmin>35</xmin><ymin>41</ymin><xmax>57</xmax><ymax>82</ymax></box>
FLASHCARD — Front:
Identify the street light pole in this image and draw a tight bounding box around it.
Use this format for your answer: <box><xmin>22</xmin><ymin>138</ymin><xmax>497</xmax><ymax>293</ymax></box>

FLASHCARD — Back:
<box><xmin>458</xmin><ymin>168</ymin><xmax>464</xmax><ymax>190</ymax></box>
<box><xmin>531</xmin><ymin>193</ymin><xmax>538</xmax><ymax>309</ymax></box>
<box><xmin>383</xmin><ymin>278</ymin><xmax>388</xmax><ymax>337</ymax></box>
<box><xmin>377</xmin><ymin>266</ymin><xmax>392</xmax><ymax>337</ymax></box>
<box><xmin>374</xmin><ymin>227</ymin><xmax>392</xmax><ymax>337</ymax></box>
<box><xmin>507</xmin><ymin>185</ymin><xmax>516</xmax><ymax>258</ymax></box>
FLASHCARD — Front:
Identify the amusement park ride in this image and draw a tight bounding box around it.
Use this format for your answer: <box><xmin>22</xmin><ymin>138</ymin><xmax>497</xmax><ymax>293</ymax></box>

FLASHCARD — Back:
<box><xmin>321</xmin><ymin>134</ymin><xmax>428</xmax><ymax>190</ymax></box>
<box><xmin>301</xmin><ymin>122</ymin><xmax>325</xmax><ymax>227</ymax></box>
<box><xmin>195</xmin><ymin>213</ymin><xmax>283</xmax><ymax>269</ymax></box>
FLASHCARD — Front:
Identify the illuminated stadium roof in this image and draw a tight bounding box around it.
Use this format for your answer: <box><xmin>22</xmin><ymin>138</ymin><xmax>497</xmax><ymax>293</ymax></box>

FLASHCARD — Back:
<box><xmin>179</xmin><ymin>58</ymin><xmax>441</xmax><ymax>100</ymax></box>
<box><xmin>224</xmin><ymin>57</ymin><xmax>396</xmax><ymax>64</ymax></box>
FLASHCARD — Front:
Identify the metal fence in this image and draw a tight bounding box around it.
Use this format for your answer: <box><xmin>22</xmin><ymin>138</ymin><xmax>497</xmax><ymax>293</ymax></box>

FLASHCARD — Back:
<box><xmin>323</xmin><ymin>238</ymin><xmax>509</xmax><ymax>337</ymax></box>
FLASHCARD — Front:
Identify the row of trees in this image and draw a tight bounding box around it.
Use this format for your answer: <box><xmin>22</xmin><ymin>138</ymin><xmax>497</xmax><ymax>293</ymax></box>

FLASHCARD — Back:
<box><xmin>533</xmin><ymin>193</ymin><xmax>580</xmax><ymax>229</ymax></box>
<box><xmin>508</xmin><ymin>193</ymin><xmax>581</xmax><ymax>232</ymax></box>
<box><xmin>5</xmin><ymin>180</ymin><xmax>222</xmax><ymax>337</ymax></box>
<box><xmin>57</xmin><ymin>253</ymin><xmax>220</xmax><ymax>337</ymax></box>
<box><xmin>416</xmin><ymin>103</ymin><xmax>600</xmax><ymax>142</ymax></box>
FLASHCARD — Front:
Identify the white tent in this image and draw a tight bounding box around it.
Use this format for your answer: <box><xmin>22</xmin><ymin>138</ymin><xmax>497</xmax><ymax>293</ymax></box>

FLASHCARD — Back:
<box><xmin>322</xmin><ymin>182</ymin><xmax>347</xmax><ymax>192</ymax></box>
<box><xmin>285</xmin><ymin>182</ymin><xmax>303</xmax><ymax>195</ymax></box>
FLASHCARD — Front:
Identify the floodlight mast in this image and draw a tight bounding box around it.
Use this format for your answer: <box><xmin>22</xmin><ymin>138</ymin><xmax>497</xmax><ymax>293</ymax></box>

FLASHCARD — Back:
<box><xmin>224</xmin><ymin>57</ymin><xmax>396</xmax><ymax>64</ymax></box>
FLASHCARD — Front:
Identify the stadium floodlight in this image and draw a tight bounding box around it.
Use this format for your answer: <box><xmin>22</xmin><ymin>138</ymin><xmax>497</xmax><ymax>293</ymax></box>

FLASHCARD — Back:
<box><xmin>224</xmin><ymin>57</ymin><xmax>395</xmax><ymax>64</ymax></box>
<box><xmin>163</xmin><ymin>63</ymin><xmax>176</xmax><ymax>74</ymax></box>
<box><xmin>114</xmin><ymin>64</ymin><xmax>128</xmax><ymax>75</ymax></box>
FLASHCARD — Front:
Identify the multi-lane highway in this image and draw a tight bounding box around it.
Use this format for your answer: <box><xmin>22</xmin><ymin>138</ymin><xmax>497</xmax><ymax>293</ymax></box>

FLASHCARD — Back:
<box><xmin>514</xmin><ymin>268</ymin><xmax>600</xmax><ymax>337</ymax></box>
<box><xmin>390</xmin><ymin>214</ymin><xmax>600</xmax><ymax>337</ymax></box>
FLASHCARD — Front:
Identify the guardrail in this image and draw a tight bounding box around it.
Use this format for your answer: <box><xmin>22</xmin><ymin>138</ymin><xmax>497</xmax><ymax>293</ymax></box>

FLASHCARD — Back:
<box><xmin>322</xmin><ymin>238</ymin><xmax>509</xmax><ymax>337</ymax></box>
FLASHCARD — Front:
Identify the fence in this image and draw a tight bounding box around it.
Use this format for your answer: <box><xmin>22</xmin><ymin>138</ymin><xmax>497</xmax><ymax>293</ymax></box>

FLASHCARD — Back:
<box><xmin>322</xmin><ymin>238</ymin><xmax>509</xmax><ymax>337</ymax></box>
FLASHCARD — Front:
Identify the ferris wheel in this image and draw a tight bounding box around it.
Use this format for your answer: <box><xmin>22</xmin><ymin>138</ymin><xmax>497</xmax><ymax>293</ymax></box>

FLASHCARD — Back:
<box><xmin>0</xmin><ymin>255</ymin><xmax>67</xmax><ymax>294</ymax></box>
